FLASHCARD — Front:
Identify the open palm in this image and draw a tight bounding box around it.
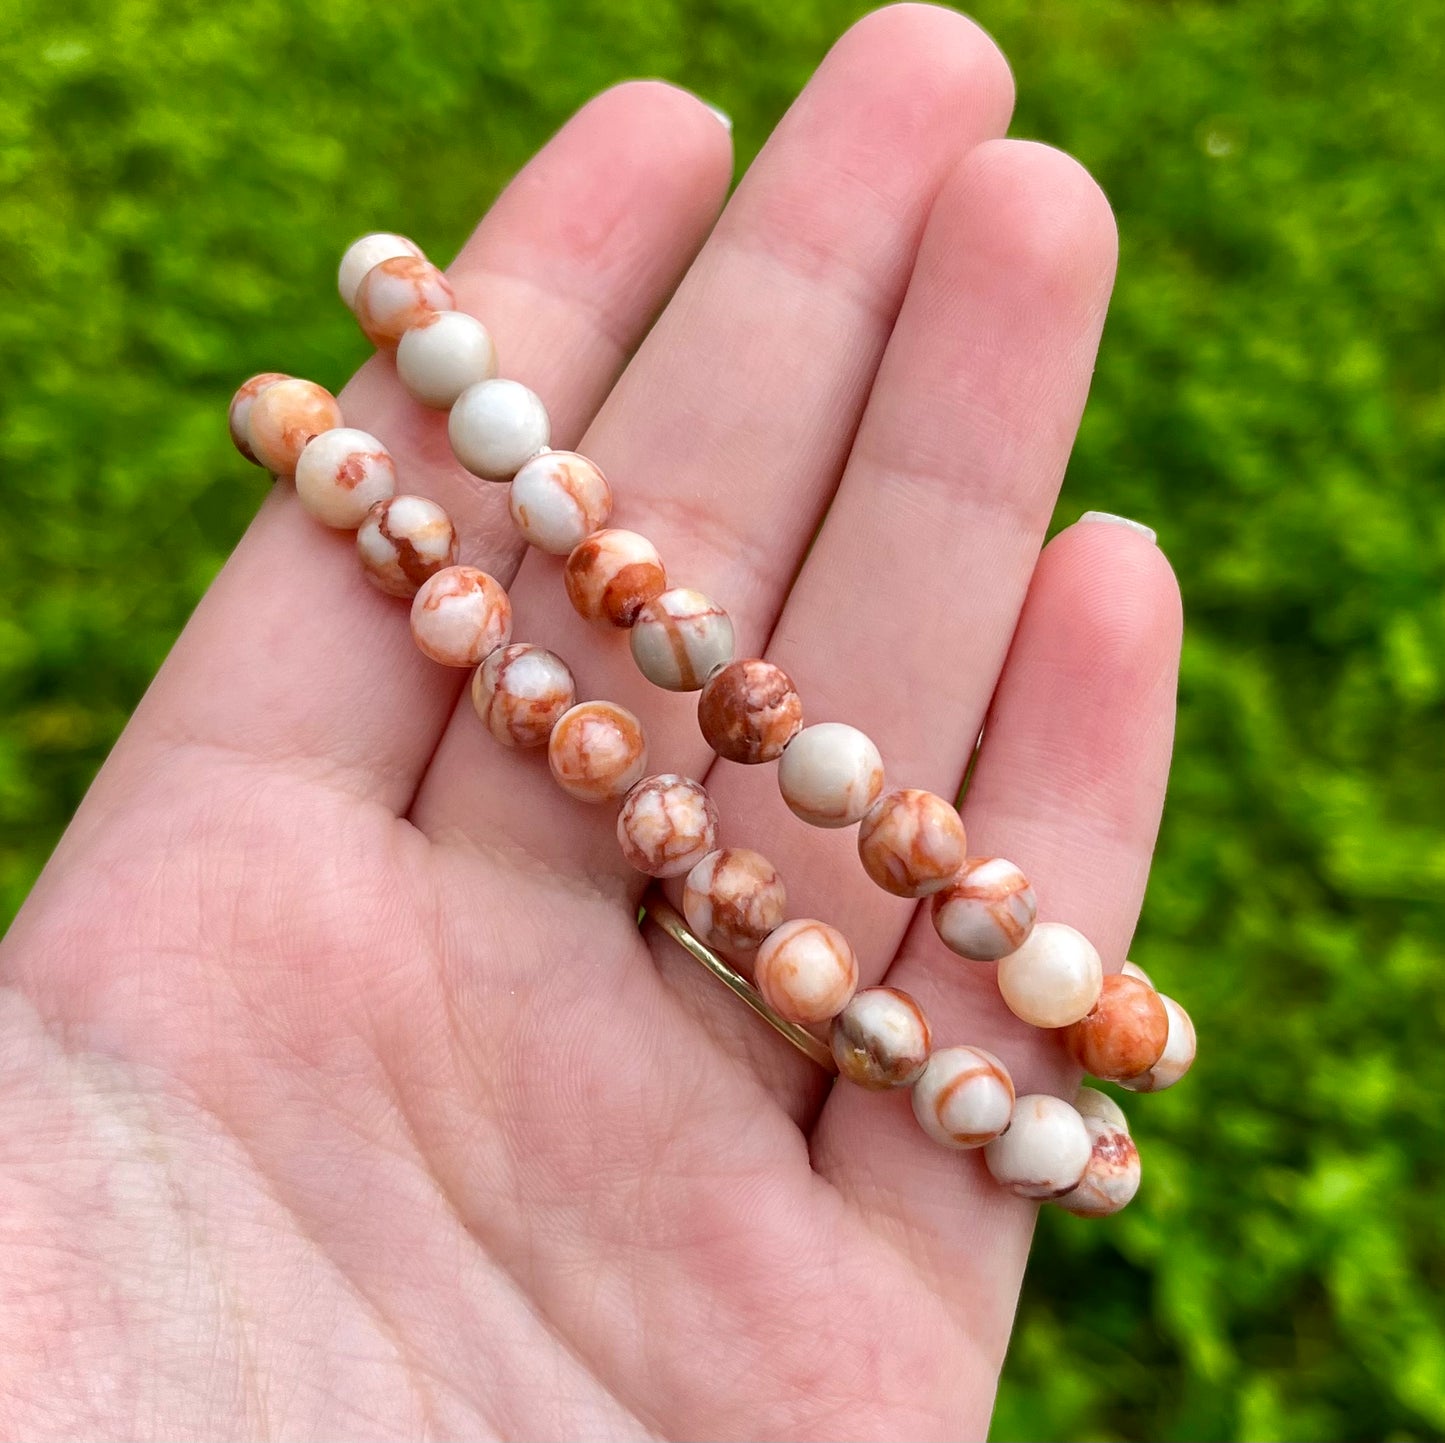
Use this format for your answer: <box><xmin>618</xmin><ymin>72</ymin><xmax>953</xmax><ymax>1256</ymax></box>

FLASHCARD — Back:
<box><xmin>0</xmin><ymin>8</ymin><xmax>1182</xmax><ymax>1439</ymax></box>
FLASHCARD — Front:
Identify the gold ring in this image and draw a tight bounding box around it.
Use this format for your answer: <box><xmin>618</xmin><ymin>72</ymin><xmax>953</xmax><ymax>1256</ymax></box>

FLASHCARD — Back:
<box><xmin>642</xmin><ymin>891</ymin><xmax>838</xmax><ymax>1073</ymax></box>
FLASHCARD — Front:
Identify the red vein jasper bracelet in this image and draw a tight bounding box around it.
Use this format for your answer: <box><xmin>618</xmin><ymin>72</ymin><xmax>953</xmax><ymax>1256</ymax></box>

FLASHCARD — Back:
<box><xmin>226</xmin><ymin>231</ymin><xmax>1197</xmax><ymax>1215</ymax></box>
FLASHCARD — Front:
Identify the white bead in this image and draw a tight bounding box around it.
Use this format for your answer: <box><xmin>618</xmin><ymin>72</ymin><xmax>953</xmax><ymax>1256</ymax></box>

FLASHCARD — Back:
<box><xmin>930</xmin><ymin>856</ymin><xmax>1038</xmax><ymax>960</ymax></box>
<box><xmin>471</xmin><ymin>644</ymin><xmax>576</xmax><ymax>749</ymax></box>
<box><xmin>1074</xmin><ymin>1085</ymin><xmax>1129</xmax><ymax>1131</ymax></box>
<box><xmin>682</xmin><ymin>848</ymin><xmax>786</xmax><ymax>953</ymax></box>
<box><xmin>753</xmin><ymin>919</ymin><xmax>859</xmax><ymax>1026</ymax></box>
<box><xmin>294</xmin><ymin>428</ymin><xmax>396</xmax><ymax>529</ymax></box>
<box><xmin>1118</xmin><ymin>994</ymin><xmax>1196</xmax><ymax>1092</ymax></box>
<box><xmin>356</xmin><ymin>494</ymin><xmax>458</xmax><ymax>598</ymax></box>
<box><xmin>995</xmin><ymin>922</ymin><xmax>1103</xmax><ymax>1028</ymax></box>
<box><xmin>508</xmin><ymin>451</ymin><xmax>613</xmax><ymax>554</ymax></box>
<box><xmin>409</xmin><ymin>566</ymin><xmax>512</xmax><ymax>668</ymax></box>
<box><xmin>1056</xmin><ymin>1093</ymin><xmax>1141</xmax><ymax>1217</ymax></box>
<box><xmin>984</xmin><ymin>1094</ymin><xmax>1092</xmax><ymax>1199</ymax></box>
<box><xmin>396</xmin><ymin>311</ymin><xmax>498</xmax><ymax>408</ymax></box>
<box><xmin>630</xmin><ymin>588</ymin><xmax>735</xmax><ymax>691</ymax></box>
<box><xmin>448</xmin><ymin>379</ymin><xmax>551</xmax><ymax>481</ymax></box>
<box><xmin>777</xmin><ymin>722</ymin><xmax>884</xmax><ymax>829</ymax></box>
<box><xmin>616</xmin><ymin>774</ymin><xmax>719</xmax><ymax>878</ymax></box>
<box><xmin>1121</xmin><ymin>959</ymin><xmax>1154</xmax><ymax>988</ymax></box>
<box><xmin>911</xmin><ymin>1045</ymin><xmax>1014</xmax><ymax>1148</ymax></box>
<box><xmin>830</xmin><ymin>988</ymin><xmax>932</xmax><ymax>1090</ymax></box>
<box><xmin>338</xmin><ymin>233</ymin><xmax>424</xmax><ymax>310</ymax></box>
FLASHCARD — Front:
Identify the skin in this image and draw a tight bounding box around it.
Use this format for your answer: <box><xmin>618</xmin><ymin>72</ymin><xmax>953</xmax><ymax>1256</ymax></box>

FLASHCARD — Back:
<box><xmin>0</xmin><ymin>9</ymin><xmax>1182</xmax><ymax>1440</ymax></box>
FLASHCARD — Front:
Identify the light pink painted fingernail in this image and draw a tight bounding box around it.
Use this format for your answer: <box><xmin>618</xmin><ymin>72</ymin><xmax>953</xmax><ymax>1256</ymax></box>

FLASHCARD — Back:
<box><xmin>1078</xmin><ymin>511</ymin><xmax>1157</xmax><ymax>545</ymax></box>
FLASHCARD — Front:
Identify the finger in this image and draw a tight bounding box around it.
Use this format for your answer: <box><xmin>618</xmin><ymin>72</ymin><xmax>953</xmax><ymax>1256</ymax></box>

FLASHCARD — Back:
<box><xmin>815</xmin><ymin>518</ymin><xmax>1182</xmax><ymax>1332</ymax></box>
<box><xmin>412</xmin><ymin>3</ymin><xmax>1015</xmax><ymax>873</ymax></box>
<box><xmin>106</xmin><ymin>83</ymin><xmax>732</xmax><ymax>816</ymax></box>
<box><xmin>655</xmin><ymin>140</ymin><xmax>1118</xmax><ymax>1115</ymax></box>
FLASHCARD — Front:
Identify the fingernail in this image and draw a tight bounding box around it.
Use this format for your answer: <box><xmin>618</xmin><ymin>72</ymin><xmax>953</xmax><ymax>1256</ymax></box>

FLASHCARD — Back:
<box><xmin>1078</xmin><ymin>510</ymin><xmax>1157</xmax><ymax>545</ymax></box>
<box><xmin>703</xmin><ymin>101</ymin><xmax>732</xmax><ymax>132</ymax></box>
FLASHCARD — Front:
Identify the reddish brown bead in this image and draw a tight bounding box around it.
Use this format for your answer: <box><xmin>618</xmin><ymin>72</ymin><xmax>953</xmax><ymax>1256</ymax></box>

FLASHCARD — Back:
<box><xmin>1064</xmin><ymin>974</ymin><xmax>1170</xmax><ymax>1081</ymax></box>
<box><xmin>697</xmin><ymin>659</ymin><xmax>803</xmax><ymax>764</ymax></box>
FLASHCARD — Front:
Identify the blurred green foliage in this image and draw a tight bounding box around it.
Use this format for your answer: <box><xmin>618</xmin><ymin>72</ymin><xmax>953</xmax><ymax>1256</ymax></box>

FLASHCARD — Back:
<box><xmin>1</xmin><ymin>0</ymin><xmax>1442</xmax><ymax>1437</ymax></box>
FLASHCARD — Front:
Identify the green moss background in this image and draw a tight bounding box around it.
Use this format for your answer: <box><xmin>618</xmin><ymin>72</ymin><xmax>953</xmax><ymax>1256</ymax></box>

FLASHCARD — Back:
<box><xmin>1</xmin><ymin>0</ymin><xmax>1442</xmax><ymax>1437</ymax></box>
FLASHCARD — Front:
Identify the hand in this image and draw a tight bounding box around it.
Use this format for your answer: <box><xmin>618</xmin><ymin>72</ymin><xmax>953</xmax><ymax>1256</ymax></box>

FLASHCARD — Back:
<box><xmin>0</xmin><ymin>7</ymin><xmax>1181</xmax><ymax>1438</ymax></box>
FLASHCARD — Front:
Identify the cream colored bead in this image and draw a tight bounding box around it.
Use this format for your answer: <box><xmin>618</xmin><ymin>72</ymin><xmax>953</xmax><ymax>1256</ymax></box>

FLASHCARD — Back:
<box><xmin>697</xmin><ymin>659</ymin><xmax>803</xmax><ymax>764</ymax></box>
<box><xmin>564</xmin><ymin>529</ymin><xmax>667</xmax><ymax>628</ymax></box>
<box><xmin>984</xmin><ymin>1094</ymin><xmax>1092</xmax><ymax>1199</ymax></box>
<box><xmin>471</xmin><ymin>644</ymin><xmax>576</xmax><ymax>749</ymax></box>
<box><xmin>246</xmin><ymin>378</ymin><xmax>344</xmax><ymax>476</ymax></box>
<box><xmin>409</xmin><ymin>565</ymin><xmax>512</xmax><ymax>668</ymax></box>
<box><xmin>1121</xmin><ymin>959</ymin><xmax>1154</xmax><ymax>988</ymax></box>
<box><xmin>448</xmin><ymin>378</ymin><xmax>550</xmax><ymax>481</ymax></box>
<box><xmin>1074</xmin><ymin>1085</ymin><xmax>1129</xmax><ymax>1131</ymax></box>
<box><xmin>1119</xmin><ymin>995</ymin><xmax>1196</xmax><ymax>1092</ymax></box>
<box><xmin>856</xmin><ymin>789</ymin><xmax>966</xmax><ymax>898</ymax></box>
<box><xmin>777</xmin><ymin>722</ymin><xmax>884</xmax><ymax>829</ymax></box>
<box><xmin>682</xmin><ymin>848</ymin><xmax>786</xmax><ymax>953</ymax></box>
<box><xmin>294</xmin><ymin>427</ymin><xmax>396</xmax><ymax>529</ymax></box>
<box><xmin>508</xmin><ymin>451</ymin><xmax>612</xmax><ymax>555</ymax></box>
<box><xmin>911</xmin><ymin>1045</ymin><xmax>1014</xmax><ymax>1147</ymax></box>
<box><xmin>228</xmin><ymin>371</ymin><xmax>290</xmax><ymax>463</ymax></box>
<box><xmin>1056</xmin><ymin>1088</ymin><xmax>1141</xmax><ymax>1217</ymax></box>
<box><xmin>395</xmin><ymin>311</ymin><xmax>497</xmax><ymax>408</ymax></box>
<box><xmin>356</xmin><ymin>495</ymin><xmax>458</xmax><ymax>598</ymax></box>
<box><xmin>753</xmin><ymin>919</ymin><xmax>859</xmax><ymax>1026</ymax></box>
<box><xmin>547</xmin><ymin>701</ymin><xmax>648</xmax><ymax>804</ymax></box>
<box><xmin>996</xmin><ymin>922</ymin><xmax>1103</xmax><ymax>1029</ymax></box>
<box><xmin>630</xmin><ymin>588</ymin><xmax>735</xmax><ymax>691</ymax></box>
<box><xmin>930</xmin><ymin>856</ymin><xmax>1038</xmax><ymax>961</ymax></box>
<box><xmin>338</xmin><ymin>233</ymin><xmax>424</xmax><ymax>310</ymax></box>
<box><xmin>1064</xmin><ymin>973</ymin><xmax>1169</xmax><ymax>1081</ymax></box>
<box><xmin>616</xmin><ymin>774</ymin><xmax>719</xmax><ymax>878</ymax></box>
<box><xmin>831</xmin><ymin>987</ymin><xmax>932</xmax><ymax>1090</ymax></box>
<box><xmin>355</xmin><ymin>255</ymin><xmax>455</xmax><ymax>347</ymax></box>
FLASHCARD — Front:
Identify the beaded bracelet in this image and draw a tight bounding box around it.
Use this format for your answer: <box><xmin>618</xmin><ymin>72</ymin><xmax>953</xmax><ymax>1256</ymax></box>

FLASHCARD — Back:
<box><xmin>226</xmin><ymin>232</ymin><xmax>1197</xmax><ymax>1216</ymax></box>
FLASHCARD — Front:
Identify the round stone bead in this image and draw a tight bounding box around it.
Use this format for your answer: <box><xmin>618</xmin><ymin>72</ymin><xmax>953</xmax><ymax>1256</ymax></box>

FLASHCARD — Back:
<box><xmin>338</xmin><ymin>232</ymin><xmax>424</xmax><ymax>310</ymax></box>
<box><xmin>246</xmin><ymin>378</ymin><xmax>344</xmax><ymax>476</ymax></box>
<box><xmin>1121</xmin><ymin>959</ymin><xmax>1154</xmax><ymax>988</ymax></box>
<box><xmin>471</xmin><ymin>644</ymin><xmax>576</xmax><ymax>749</ymax></box>
<box><xmin>930</xmin><ymin>857</ymin><xmax>1038</xmax><ymax>961</ymax></box>
<box><xmin>616</xmin><ymin>774</ymin><xmax>719</xmax><ymax>879</ymax></box>
<box><xmin>355</xmin><ymin>255</ymin><xmax>455</xmax><ymax>347</ymax></box>
<box><xmin>409</xmin><ymin>565</ymin><xmax>512</xmax><ymax>668</ymax></box>
<box><xmin>682</xmin><ymin>848</ymin><xmax>786</xmax><ymax>953</ymax></box>
<box><xmin>754</xmin><ymin>919</ymin><xmax>859</xmax><ymax>1027</ymax></box>
<box><xmin>448</xmin><ymin>378</ymin><xmax>551</xmax><ymax>481</ymax></box>
<box><xmin>996</xmin><ymin>922</ymin><xmax>1103</xmax><ymax>1029</ymax></box>
<box><xmin>984</xmin><ymin>1094</ymin><xmax>1092</xmax><ymax>1199</ymax></box>
<box><xmin>1064</xmin><ymin>973</ymin><xmax>1169</xmax><ymax>1081</ymax></box>
<box><xmin>856</xmin><ymin>789</ymin><xmax>966</xmax><ymax>898</ymax></box>
<box><xmin>697</xmin><ymin>659</ymin><xmax>803</xmax><ymax>764</ymax></box>
<box><xmin>228</xmin><ymin>371</ymin><xmax>290</xmax><ymax>463</ymax></box>
<box><xmin>396</xmin><ymin>311</ymin><xmax>497</xmax><ymax>408</ymax></box>
<box><xmin>778</xmin><ymin>722</ymin><xmax>885</xmax><ymax>829</ymax></box>
<box><xmin>1074</xmin><ymin>1085</ymin><xmax>1130</xmax><ymax>1132</ymax></box>
<box><xmin>564</xmin><ymin>529</ymin><xmax>667</xmax><ymax>628</ymax></box>
<box><xmin>508</xmin><ymin>451</ymin><xmax>612</xmax><ymax>555</ymax></box>
<box><xmin>630</xmin><ymin>588</ymin><xmax>735</xmax><ymax>692</ymax></box>
<box><xmin>830</xmin><ymin>987</ymin><xmax>932</xmax><ymax>1090</ymax></box>
<box><xmin>1056</xmin><ymin>1088</ymin><xmax>1141</xmax><ymax>1217</ymax></box>
<box><xmin>294</xmin><ymin>427</ymin><xmax>396</xmax><ymax>529</ymax></box>
<box><xmin>1119</xmin><ymin>995</ymin><xmax>1196</xmax><ymax>1093</ymax></box>
<box><xmin>911</xmin><ymin>1045</ymin><xmax>1014</xmax><ymax>1147</ymax></box>
<box><xmin>357</xmin><ymin>495</ymin><xmax>459</xmax><ymax>598</ymax></box>
<box><xmin>548</xmin><ymin>701</ymin><xmax>648</xmax><ymax>804</ymax></box>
